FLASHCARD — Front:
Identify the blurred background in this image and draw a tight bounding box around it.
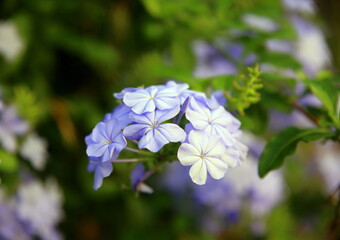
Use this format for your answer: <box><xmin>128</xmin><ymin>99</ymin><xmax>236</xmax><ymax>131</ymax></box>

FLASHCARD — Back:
<box><xmin>0</xmin><ymin>0</ymin><xmax>339</xmax><ymax>239</ymax></box>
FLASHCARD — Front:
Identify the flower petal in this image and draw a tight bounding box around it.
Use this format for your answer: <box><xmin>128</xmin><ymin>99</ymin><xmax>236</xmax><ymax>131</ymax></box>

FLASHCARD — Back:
<box><xmin>189</xmin><ymin>160</ymin><xmax>207</xmax><ymax>185</ymax></box>
<box><xmin>157</xmin><ymin>123</ymin><xmax>186</xmax><ymax>142</ymax></box>
<box><xmin>86</xmin><ymin>143</ymin><xmax>107</xmax><ymax>157</ymax></box>
<box><xmin>132</xmin><ymin>99</ymin><xmax>155</xmax><ymax>114</ymax></box>
<box><xmin>123</xmin><ymin>124</ymin><xmax>150</xmax><ymax>140</ymax></box>
<box><xmin>154</xmin><ymin>97</ymin><xmax>179</xmax><ymax>110</ymax></box>
<box><xmin>186</xmin><ymin>109</ymin><xmax>209</xmax><ymax>130</ymax></box>
<box><xmin>123</xmin><ymin>90</ymin><xmax>150</xmax><ymax>106</ymax></box>
<box><xmin>155</xmin><ymin>107</ymin><xmax>180</xmax><ymax>123</ymax></box>
<box><xmin>178</xmin><ymin>143</ymin><xmax>201</xmax><ymax>165</ymax></box>
<box><xmin>138</xmin><ymin>129</ymin><xmax>169</xmax><ymax>152</ymax></box>
<box><xmin>205</xmin><ymin>157</ymin><xmax>228</xmax><ymax>179</ymax></box>
<box><xmin>210</xmin><ymin>106</ymin><xmax>232</xmax><ymax>127</ymax></box>
<box><xmin>92</xmin><ymin>122</ymin><xmax>108</xmax><ymax>142</ymax></box>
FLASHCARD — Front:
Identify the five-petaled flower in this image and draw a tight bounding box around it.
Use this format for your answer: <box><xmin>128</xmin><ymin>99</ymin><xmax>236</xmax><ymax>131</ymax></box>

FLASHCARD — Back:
<box><xmin>123</xmin><ymin>86</ymin><xmax>180</xmax><ymax>114</ymax></box>
<box><xmin>178</xmin><ymin>131</ymin><xmax>229</xmax><ymax>185</ymax></box>
<box><xmin>86</xmin><ymin>118</ymin><xmax>127</xmax><ymax>162</ymax></box>
<box><xmin>186</xmin><ymin>98</ymin><xmax>239</xmax><ymax>146</ymax></box>
<box><xmin>123</xmin><ymin>107</ymin><xmax>186</xmax><ymax>152</ymax></box>
<box><xmin>87</xmin><ymin>157</ymin><xmax>113</xmax><ymax>190</ymax></box>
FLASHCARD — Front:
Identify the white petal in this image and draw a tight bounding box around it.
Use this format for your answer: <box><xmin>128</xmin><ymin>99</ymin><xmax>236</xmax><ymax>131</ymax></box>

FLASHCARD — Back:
<box><xmin>221</xmin><ymin>151</ymin><xmax>238</xmax><ymax>168</ymax></box>
<box><xmin>186</xmin><ymin>108</ymin><xmax>209</xmax><ymax>130</ymax></box>
<box><xmin>188</xmin><ymin>130</ymin><xmax>206</xmax><ymax>150</ymax></box>
<box><xmin>154</xmin><ymin>97</ymin><xmax>179</xmax><ymax>110</ymax></box>
<box><xmin>189</xmin><ymin>160</ymin><xmax>207</xmax><ymax>185</ymax></box>
<box><xmin>210</xmin><ymin>106</ymin><xmax>232</xmax><ymax>127</ymax></box>
<box><xmin>157</xmin><ymin>124</ymin><xmax>186</xmax><ymax>142</ymax></box>
<box><xmin>178</xmin><ymin>143</ymin><xmax>201</xmax><ymax>165</ymax></box>
<box><xmin>205</xmin><ymin>157</ymin><xmax>228</xmax><ymax>179</ymax></box>
<box><xmin>155</xmin><ymin>107</ymin><xmax>180</xmax><ymax>123</ymax></box>
<box><xmin>132</xmin><ymin>100</ymin><xmax>155</xmax><ymax>114</ymax></box>
<box><xmin>123</xmin><ymin>90</ymin><xmax>150</xmax><ymax>106</ymax></box>
<box><xmin>204</xmin><ymin>136</ymin><xmax>226</xmax><ymax>156</ymax></box>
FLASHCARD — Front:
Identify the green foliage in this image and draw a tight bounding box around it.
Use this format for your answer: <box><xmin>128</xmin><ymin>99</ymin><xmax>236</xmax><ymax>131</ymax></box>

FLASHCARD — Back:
<box><xmin>258</xmin><ymin>127</ymin><xmax>335</xmax><ymax>178</ymax></box>
<box><xmin>0</xmin><ymin>149</ymin><xmax>18</xmax><ymax>173</ymax></box>
<box><xmin>306</xmin><ymin>78</ymin><xmax>340</xmax><ymax>128</ymax></box>
<box><xmin>12</xmin><ymin>86</ymin><xmax>46</xmax><ymax>126</ymax></box>
<box><xmin>225</xmin><ymin>64</ymin><xmax>263</xmax><ymax>114</ymax></box>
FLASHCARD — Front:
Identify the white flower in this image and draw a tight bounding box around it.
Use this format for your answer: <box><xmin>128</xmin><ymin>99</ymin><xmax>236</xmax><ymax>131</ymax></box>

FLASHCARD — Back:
<box><xmin>0</xmin><ymin>21</ymin><xmax>24</xmax><ymax>61</ymax></box>
<box><xmin>177</xmin><ymin>131</ymin><xmax>229</xmax><ymax>185</ymax></box>
<box><xmin>16</xmin><ymin>179</ymin><xmax>63</xmax><ymax>240</ymax></box>
<box><xmin>242</xmin><ymin>14</ymin><xmax>278</xmax><ymax>32</ymax></box>
<box><xmin>20</xmin><ymin>134</ymin><xmax>48</xmax><ymax>170</ymax></box>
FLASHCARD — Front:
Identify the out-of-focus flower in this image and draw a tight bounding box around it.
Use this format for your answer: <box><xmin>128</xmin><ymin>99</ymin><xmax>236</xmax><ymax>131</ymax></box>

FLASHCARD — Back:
<box><xmin>0</xmin><ymin>21</ymin><xmax>24</xmax><ymax>62</ymax></box>
<box><xmin>266</xmin><ymin>39</ymin><xmax>294</xmax><ymax>54</ymax></box>
<box><xmin>193</xmin><ymin>41</ymin><xmax>237</xmax><ymax>78</ymax></box>
<box><xmin>86</xmin><ymin>118</ymin><xmax>127</xmax><ymax>162</ymax></box>
<box><xmin>290</xmin><ymin>16</ymin><xmax>330</xmax><ymax>77</ymax></box>
<box><xmin>123</xmin><ymin>107</ymin><xmax>185</xmax><ymax>152</ymax></box>
<box><xmin>242</xmin><ymin>14</ymin><xmax>278</xmax><ymax>32</ymax></box>
<box><xmin>87</xmin><ymin>157</ymin><xmax>113</xmax><ymax>190</ymax></box>
<box><xmin>193</xmin><ymin>41</ymin><xmax>256</xmax><ymax>78</ymax></box>
<box><xmin>130</xmin><ymin>163</ymin><xmax>153</xmax><ymax>194</ymax></box>
<box><xmin>268</xmin><ymin>109</ymin><xmax>315</xmax><ymax>131</ymax></box>
<box><xmin>315</xmin><ymin>142</ymin><xmax>340</xmax><ymax>194</ymax></box>
<box><xmin>20</xmin><ymin>134</ymin><xmax>48</xmax><ymax>170</ymax></box>
<box><xmin>0</xmin><ymin>201</ymin><xmax>30</xmax><ymax>240</ymax></box>
<box><xmin>0</xmin><ymin>103</ymin><xmax>28</xmax><ymax>152</ymax></box>
<box><xmin>16</xmin><ymin>178</ymin><xmax>63</xmax><ymax>240</ymax></box>
<box><xmin>283</xmin><ymin>0</ymin><xmax>315</xmax><ymax>14</ymax></box>
<box><xmin>260</xmin><ymin>63</ymin><xmax>297</xmax><ymax>79</ymax></box>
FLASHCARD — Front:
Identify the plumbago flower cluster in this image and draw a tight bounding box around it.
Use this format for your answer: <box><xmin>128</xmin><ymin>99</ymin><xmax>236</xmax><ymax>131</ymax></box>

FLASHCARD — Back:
<box><xmin>85</xmin><ymin>81</ymin><xmax>248</xmax><ymax>189</ymax></box>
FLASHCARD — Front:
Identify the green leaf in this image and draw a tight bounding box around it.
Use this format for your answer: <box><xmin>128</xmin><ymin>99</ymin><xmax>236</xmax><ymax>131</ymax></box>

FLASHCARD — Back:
<box><xmin>142</xmin><ymin>0</ymin><xmax>162</xmax><ymax>17</ymax></box>
<box><xmin>0</xmin><ymin>149</ymin><xmax>18</xmax><ymax>172</ymax></box>
<box><xmin>258</xmin><ymin>127</ymin><xmax>335</xmax><ymax>178</ymax></box>
<box><xmin>307</xmin><ymin>79</ymin><xmax>340</xmax><ymax>127</ymax></box>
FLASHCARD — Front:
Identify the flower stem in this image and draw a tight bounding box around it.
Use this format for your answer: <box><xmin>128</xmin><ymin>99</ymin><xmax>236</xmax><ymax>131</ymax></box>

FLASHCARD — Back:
<box><xmin>124</xmin><ymin>146</ymin><xmax>154</xmax><ymax>156</ymax></box>
<box><xmin>124</xmin><ymin>147</ymin><xmax>140</xmax><ymax>153</ymax></box>
<box><xmin>112</xmin><ymin>158</ymin><xmax>148</xmax><ymax>163</ymax></box>
<box><xmin>292</xmin><ymin>102</ymin><xmax>320</xmax><ymax>127</ymax></box>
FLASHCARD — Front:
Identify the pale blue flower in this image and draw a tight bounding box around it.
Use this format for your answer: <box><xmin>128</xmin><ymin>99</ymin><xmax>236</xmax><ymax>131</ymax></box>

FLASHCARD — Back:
<box><xmin>104</xmin><ymin>104</ymin><xmax>132</xmax><ymax>128</ymax></box>
<box><xmin>113</xmin><ymin>87</ymin><xmax>141</xmax><ymax>99</ymax></box>
<box><xmin>0</xmin><ymin>202</ymin><xmax>30</xmax><ymax>240</ymax></box>
<box><xmin>164</xmin><ymin>80</ymin><xmax>189</xmax><ymax>94</ymax></box>
<box><xmin>87</xmin><ymin>157</ymin><xmax>113</xmax><ymax>190</ymax></box>
<box><xmin>86</xmin><ymin>118</ymin><xmax>127</xmax><ymax>162</ymax></box>
<box><xmin>123</xmin><ymin>85</ymin><xmax>180</xmax><ymax>114</ymax></box>
<box><xmin>208</xmin><ymin>90</ymin><xmax>227</xmax><ymax>109</ymax></box>
<box><xmin>130</xmin><ymin>163</ymin><xmax>153</xmax><ymax>194</ymax></box>
<box><xmin>186</xmin><ymin>98</ymin><xmax>237</xmax><ymax>146</ymax></box>
<box><xmin>179</xmin><ymin>90</ymin><xmax>208</xmax><ymax>106</ymax></box>
<box><xmin>16</xmin><ymin>178</ymin><xmax>63</xmax><ymax>240</ymax></box>
<box><xmin>123</xmin><ymin>107</ymin><xmax>185</xmax><ymax>152</ymax></box>
<box><xmin>177</xmin><ymin>131</ymin><xmax>229</xmax><ymax>185</ymax></box>
<box><xmin>0</xmin><ymin>104</ymin><xmax>28</xmax><ymax>152</ymax></box>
